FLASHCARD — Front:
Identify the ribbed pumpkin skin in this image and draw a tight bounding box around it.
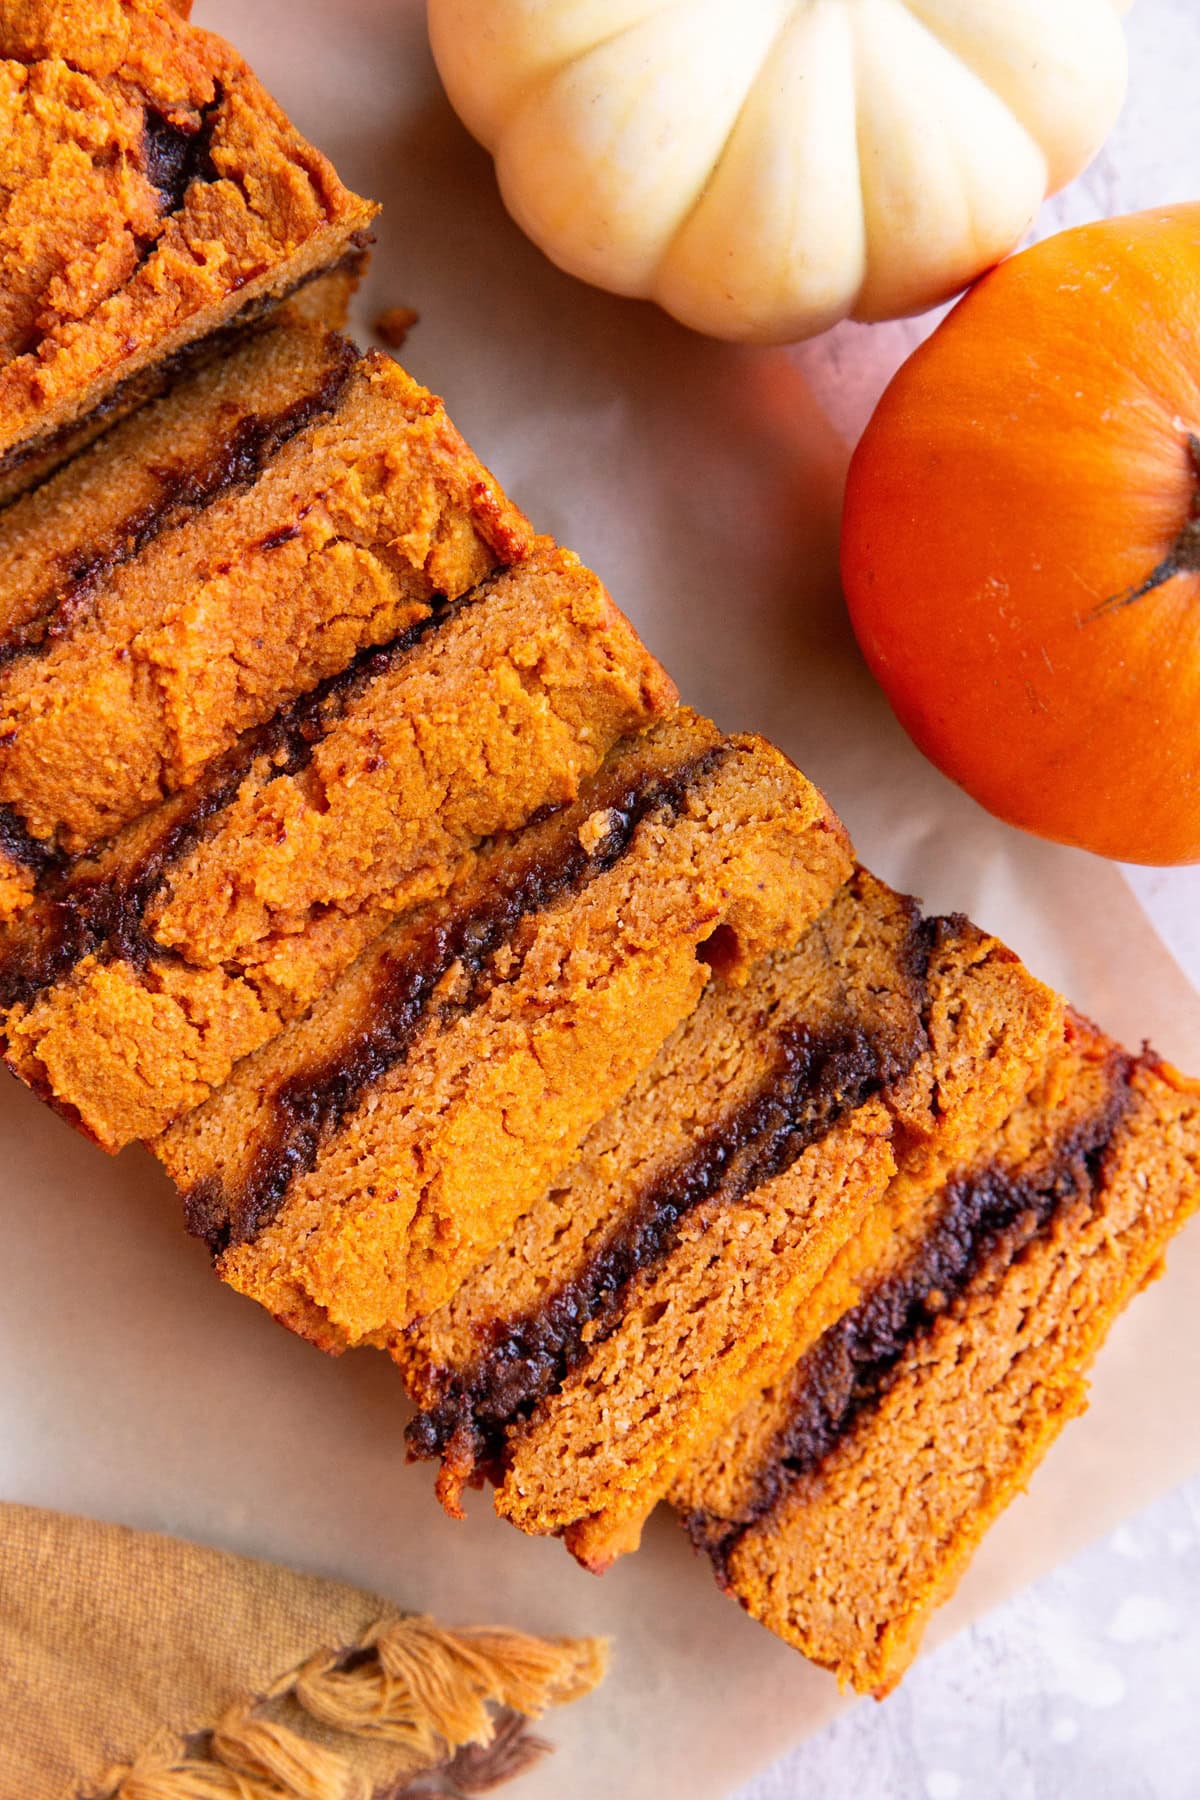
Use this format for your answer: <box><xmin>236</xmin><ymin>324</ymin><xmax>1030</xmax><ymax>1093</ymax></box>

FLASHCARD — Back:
<box><xmin>426</xmin><ymin>0</ymin><xmax>1131</xmax><ymax>344</ymax></box>
<box><xmin>842</xmin><ymin>205</ymin><xmax>1200</xmax><ymax>867</ymax></box>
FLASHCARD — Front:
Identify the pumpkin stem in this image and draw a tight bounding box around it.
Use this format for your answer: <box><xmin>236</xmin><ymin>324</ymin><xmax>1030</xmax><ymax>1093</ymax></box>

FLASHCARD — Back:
<box><xmin>1093</xmin><ymin>433</ymin><xmax>1200</xmax><ymax>616</ymax></box>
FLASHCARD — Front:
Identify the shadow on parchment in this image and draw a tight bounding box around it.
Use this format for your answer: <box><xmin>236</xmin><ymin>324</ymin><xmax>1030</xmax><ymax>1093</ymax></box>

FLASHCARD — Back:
<box><xmin>348</xmin><ymin>93</ymin><xmax>864</xmax><ymax>745</ymax></box>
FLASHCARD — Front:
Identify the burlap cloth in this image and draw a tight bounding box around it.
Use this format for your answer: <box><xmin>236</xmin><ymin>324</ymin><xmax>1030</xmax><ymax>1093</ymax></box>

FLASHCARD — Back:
<box><xmin>0</xmin><ymin>1503</ymin><xmax>606</xmax><ymax>1799</ymax></box>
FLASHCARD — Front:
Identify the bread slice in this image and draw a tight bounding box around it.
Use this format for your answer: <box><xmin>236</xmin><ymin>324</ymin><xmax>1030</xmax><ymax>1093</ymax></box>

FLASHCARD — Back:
<box><xmin>0</xmin><ymin>542</ymin><xmax>675</xmax><ymax>1147</ymax></box>
<box><xmin>674</xmin><ymin>1018</ymin><xmax>1200</xmax><ymax>1694</ymax></box>
<box><xmin>155</xmin><ymin>711</ymin><xmax>853</xmax><ymax>1348</ymax></box>
<box><xmin>400</xmin><ymin>872</ymin><xmax>1061</xmax><ymax>1563</ymax></box>
<box><xmin>0</xmin><ymin>318</ymin><xmax>534</xmax><ymax>921</ymax></box>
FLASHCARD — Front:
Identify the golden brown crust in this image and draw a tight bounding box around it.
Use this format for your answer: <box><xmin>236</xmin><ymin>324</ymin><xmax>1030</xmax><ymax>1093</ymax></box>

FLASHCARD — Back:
<box><xmin>678</xmin><ymin>1026</ymin><xmax>1200</xmax><ymax>1694</ymax></box>
<box><xmin>0</xmin><ymin>0</ymin><xmax>378</xmax><ymax>499</ymax></box>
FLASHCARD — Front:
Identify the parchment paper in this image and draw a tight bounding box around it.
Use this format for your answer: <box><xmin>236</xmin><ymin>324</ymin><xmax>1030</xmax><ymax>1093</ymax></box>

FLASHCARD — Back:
<box><xmin>3</xmin><ymin>4</ymin><xmax>1199</xmax><ymax>1796</ymax></box>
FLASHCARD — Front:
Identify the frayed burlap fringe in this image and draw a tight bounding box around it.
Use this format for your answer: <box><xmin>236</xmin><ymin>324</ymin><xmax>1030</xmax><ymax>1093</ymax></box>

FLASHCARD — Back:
<box><xmin>93</xmin><ymin>1616</ymin><xmax>607</xmax><ymax>1800</ymax></box>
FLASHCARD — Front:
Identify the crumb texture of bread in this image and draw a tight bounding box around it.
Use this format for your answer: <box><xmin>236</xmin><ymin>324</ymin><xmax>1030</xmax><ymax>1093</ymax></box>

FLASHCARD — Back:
<box><xmin>676</xmin><ymin>1025</ymin><xmax>1200</xmax><ymax>1694</ymax></box>
<box><xmin>0</xmin><ymin>0</ymin><xmax>378</xmax><ymax>499</ymax></box>
<box><xmin>154</xmin><ymin>712</ymin><xmax>853</xmax><ymax>1347</ymax></box>
<box><xmin>0</xmin><ymin>322</ymin><xmax>534</xmax><ymax>917</ymax></box>
<box><xmin>0</xmin><ymin>544</ymin><xmax>675</xmax><ymax>1147</ymax></box>
<box><xmin>397</xmin><ymin>872</ymin><xmax>1062</xmax><ymax>1558</ymax></box>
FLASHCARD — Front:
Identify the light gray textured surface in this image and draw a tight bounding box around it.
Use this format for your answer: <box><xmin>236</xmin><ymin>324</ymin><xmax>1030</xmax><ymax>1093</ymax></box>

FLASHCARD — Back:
<box><xmin>734</xmin><ymin>1479</ymin><xmax>1200</xmax><ymax>1800</ymax></box>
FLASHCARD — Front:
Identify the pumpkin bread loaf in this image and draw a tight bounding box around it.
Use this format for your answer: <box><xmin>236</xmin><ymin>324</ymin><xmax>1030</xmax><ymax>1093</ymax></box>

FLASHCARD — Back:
<box><xmin>0</xmin><ymin>318</ymin><xmax>535</xmax><ymax>925</ymax></box>
<box><xmin>400</xmin><ymin>871</ymin><xmax>1061</xmax><ymax>1563</ymax></box>
<box><xmin>0</xmin><ymin>540</ymin><xmax>675</xmax><ymax>1148</ymax></box>
<box><xmin>675</xmin><ymin>1016</ymin><xmax>1200</xmax><ymax>1694</ymax></box>
<box><xmin>155</xmin><ymin>710</ymin><xmax>853</xmax><ymax>1348</ymax></box>
<box><xmin>0</xmin><ymin>0</ymin><xmax>377</xmax><ymax>503</ymax></box>
<box><xmin>9</xmin><ymin>8</ymin><xmax>1188</xmax><ymax>1703</ymax></box>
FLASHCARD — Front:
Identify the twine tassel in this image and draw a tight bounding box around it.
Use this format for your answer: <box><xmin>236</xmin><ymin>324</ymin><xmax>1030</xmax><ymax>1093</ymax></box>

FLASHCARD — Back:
<box><xmin>210</xmin><ymin>1712</ymin><xmax>365</xmax><ymax>1800</ymax></box>
<box><xmin>95</xmin><ymin>1614</ymin><xmax>606</xmax><ymax>1800</ymax></box>
<box><xmin>104</xmin><ymin>1738</ymin><xmax>330</xmax><ymax>1800</ymax></box>
<box><xmin>292</xmin><ymin>1616</ymin><xmax>607</xmax><ymax>1765</ymax></box>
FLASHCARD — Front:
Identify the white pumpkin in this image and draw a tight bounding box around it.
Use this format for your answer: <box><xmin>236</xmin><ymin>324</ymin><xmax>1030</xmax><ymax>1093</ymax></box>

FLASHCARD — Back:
<box><xmin>427</xmin><ymin>0</ymin><xmax>1132</xmax><ymax>344</ymax></box>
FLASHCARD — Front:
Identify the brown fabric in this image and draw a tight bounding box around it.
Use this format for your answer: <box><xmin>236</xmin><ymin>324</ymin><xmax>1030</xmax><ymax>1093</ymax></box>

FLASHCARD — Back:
<box><xmin>0</xmin><ymin>1504</ymin><xmax>606</xmax><ymax>1800</ymax></box>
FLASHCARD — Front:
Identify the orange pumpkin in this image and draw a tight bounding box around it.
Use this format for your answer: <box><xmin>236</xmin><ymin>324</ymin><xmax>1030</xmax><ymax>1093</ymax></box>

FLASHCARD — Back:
<box><xmin>842</xmin><ymin>204</ymin><xmax>1200</xmax><ymax>866</ymax></box>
